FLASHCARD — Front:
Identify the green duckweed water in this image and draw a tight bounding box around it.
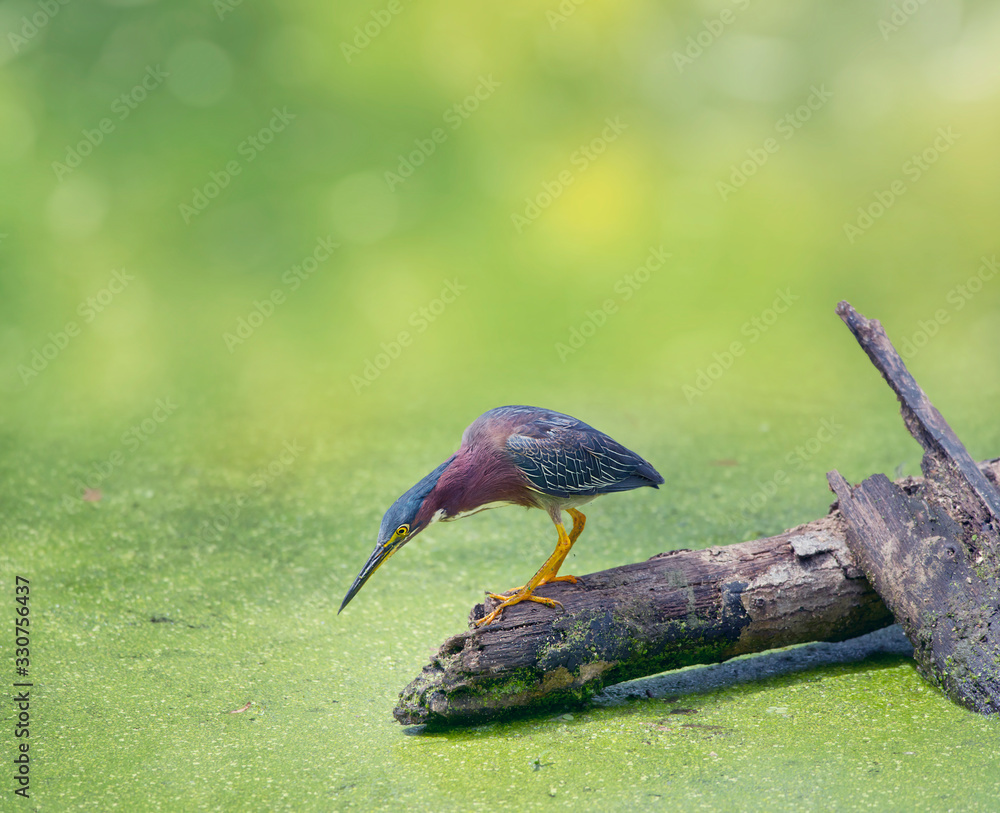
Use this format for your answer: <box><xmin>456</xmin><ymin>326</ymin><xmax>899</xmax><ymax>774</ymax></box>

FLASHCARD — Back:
<box><xmin>3</xmin><ymin>0</ymin><xmax>1000</xmax><ymax>808</ymax></box>
<box><xmin>2</xmin><ymin>395</ymin><xmax>999</xmax><ymax>810</ymax></box>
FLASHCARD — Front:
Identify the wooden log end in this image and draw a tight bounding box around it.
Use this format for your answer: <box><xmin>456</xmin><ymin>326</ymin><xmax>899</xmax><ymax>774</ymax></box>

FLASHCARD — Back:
<box><xmin>829</xmin><ymin>464</ymin><xmax>1000</xmax><ymax>716</ymax></box>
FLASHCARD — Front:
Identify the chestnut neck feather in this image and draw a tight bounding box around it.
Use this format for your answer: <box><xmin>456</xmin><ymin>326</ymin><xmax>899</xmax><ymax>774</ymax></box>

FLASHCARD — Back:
<box><xmin>415</xmin><ymin>446</ymin><xmax>534</xmax><ymax>527</ymax></box>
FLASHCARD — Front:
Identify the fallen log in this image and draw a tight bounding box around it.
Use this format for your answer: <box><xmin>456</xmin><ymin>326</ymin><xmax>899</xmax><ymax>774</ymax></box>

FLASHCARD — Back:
<box><xmin>394</xmin><ymin>512</ymin><xmax>890</xmax><ymax>726</ymax></box>
<box><xmin>827</xmin><ymin>301</ymin><xmax>1000</xmax><ymax>714</ymax></box>
<box><xmin>394</xmin><ymin>300</ymin><xmax>1000</xmax><ymax>725</ymax></box>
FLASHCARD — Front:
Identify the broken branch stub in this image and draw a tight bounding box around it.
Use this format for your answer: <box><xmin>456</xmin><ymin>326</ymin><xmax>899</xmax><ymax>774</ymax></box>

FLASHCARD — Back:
<box><xmin>828</xmin><ymin>301</ymin><xmax>1000</xmax><ymax>714</ymax></box>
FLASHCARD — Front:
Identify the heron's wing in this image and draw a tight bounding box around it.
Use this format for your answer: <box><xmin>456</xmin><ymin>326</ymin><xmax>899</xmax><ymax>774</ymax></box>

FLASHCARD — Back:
<box><xmin>504</xmin><ymin>413</ymin><xmax>662</xmax><ymax>498</ymax></box>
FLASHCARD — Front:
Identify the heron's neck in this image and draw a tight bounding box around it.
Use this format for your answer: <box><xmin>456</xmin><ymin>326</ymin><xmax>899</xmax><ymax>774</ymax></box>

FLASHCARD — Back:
<box><xmin>427</xmin><ymin>447</ymin><xmax>535</xmax><ymax>521</ymax></box>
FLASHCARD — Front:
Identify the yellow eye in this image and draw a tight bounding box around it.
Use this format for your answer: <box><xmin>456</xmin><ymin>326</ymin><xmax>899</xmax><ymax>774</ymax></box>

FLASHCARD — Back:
<box><xmin>395</xmin><ymin>524</ymin><xmax>409</xmax><ymax>537</ymax></box>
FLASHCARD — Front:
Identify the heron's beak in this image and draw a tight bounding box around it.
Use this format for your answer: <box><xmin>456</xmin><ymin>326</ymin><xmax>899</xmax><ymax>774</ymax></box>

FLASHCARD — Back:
<box><xmin>338</xmin><ymin>537</ymin><xmax>405</xmax><ymax>613</ymax></box>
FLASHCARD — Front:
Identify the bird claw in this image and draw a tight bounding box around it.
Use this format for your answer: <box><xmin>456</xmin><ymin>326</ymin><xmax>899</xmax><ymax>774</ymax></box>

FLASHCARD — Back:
<box><xmin>475</xmin><ymin>589</ymin><xmax>564</xmax><ymax>627</ymax></box>
<box><xmin>499</xmin><ymin>573</ymin><xmax>578</xmax><ymax>593</ymax></box>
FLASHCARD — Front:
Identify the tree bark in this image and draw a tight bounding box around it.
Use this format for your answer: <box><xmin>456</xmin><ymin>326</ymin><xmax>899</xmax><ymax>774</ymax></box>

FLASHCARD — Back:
<box><xmin>827</xmin><ymin>301</ymin><xmax>1000</xmax><ymax>715</ymax></box>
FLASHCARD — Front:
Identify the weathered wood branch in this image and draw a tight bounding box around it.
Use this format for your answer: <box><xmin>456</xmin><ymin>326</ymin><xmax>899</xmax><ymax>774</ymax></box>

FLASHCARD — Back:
<box><xmin>827</xmin><ymin>301</ymin><xmax>1000</xmax><ymax>715</ymax></box>
<box><xmin>833</xmin><ymin>300</ymin><xmax>1000</xmax><ymax>521</ymax></box>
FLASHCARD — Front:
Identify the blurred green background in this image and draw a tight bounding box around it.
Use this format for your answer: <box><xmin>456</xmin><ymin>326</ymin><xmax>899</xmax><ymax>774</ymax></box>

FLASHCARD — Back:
<box><xmin>2</xmin><ymin>0</ymin><xmax>999</xmax><ymax>809</ymax></box>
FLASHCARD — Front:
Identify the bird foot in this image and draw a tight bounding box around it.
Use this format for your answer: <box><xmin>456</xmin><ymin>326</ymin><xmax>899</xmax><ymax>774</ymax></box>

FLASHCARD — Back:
<box><xmin>541</xmin><ymin>573</ymin><xmax>577</xmax><ymax>585</ymax></box>
<box><xmin>502</xmin><ymin>573</ymin><xmax>578</xmax><ymax>593</ymax></box>
<box><xmin>475</xmin><ymin>589</ymin><xmax>563</xmax><ymax>627</ymax></box>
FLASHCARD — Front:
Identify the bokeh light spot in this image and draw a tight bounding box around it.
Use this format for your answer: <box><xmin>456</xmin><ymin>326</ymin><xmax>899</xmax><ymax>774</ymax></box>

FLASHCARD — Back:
<box><xmin>263</xmin><ymin>26</ymin><xmax>330</xmax><ymax>85</ymax></box>
<box><xmin>46</xmin><ymin>176</ymin><xmax>110</xmax><ymax>239</ymax></box>
<box><xmin>710</xmin><ymin>35</ymin><xmax>801</xmax><ymax>102</ymax></box>
<box><xmin>326</xmin><ymin>172</ymin><xmax>399</xmax><ymax>244</ymax></box>
<box><xmin>166</xmin><ymin>39</ymin><xmax>234</xmax><ymax>107</ymax></box>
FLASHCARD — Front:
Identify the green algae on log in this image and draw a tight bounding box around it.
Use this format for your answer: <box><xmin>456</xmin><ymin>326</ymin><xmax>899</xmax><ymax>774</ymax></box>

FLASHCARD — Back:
<box><xmin>828</xmin><ymin>301</ymin><xmax>1000</xmax><ymax>715</ymax></box>
<box><xmin>394</xmin><ymin>512</ymin><xmax>894</xmax><ymax>725</ymax></box>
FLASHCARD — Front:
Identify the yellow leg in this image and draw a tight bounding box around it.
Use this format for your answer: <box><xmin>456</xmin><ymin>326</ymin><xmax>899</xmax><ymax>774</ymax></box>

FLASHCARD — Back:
<box><xmin>567</xmin><ymin>508</ymin><xmax>586</xmax><ymax>543</ymax></box>
<box><xmin>542</xmin><ymin>508</ymin><xmax>587</xmax><ymax>584</ymax></box>
<box><xmin>538</xmin><ymin>508</ymin><xmax>586</xmax><ymax>586</ymax></box>
<box><xmin>475</xmin><ymin>510</ymin><xmax>587</xmax><ymax>627</ymax></box>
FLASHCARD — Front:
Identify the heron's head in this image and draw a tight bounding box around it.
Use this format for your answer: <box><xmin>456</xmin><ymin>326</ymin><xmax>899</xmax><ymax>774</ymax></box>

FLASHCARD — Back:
<box><xmin>338</xmin><ymin>455</ymin><xmax>455</xmax><ymax>613</ymax></box>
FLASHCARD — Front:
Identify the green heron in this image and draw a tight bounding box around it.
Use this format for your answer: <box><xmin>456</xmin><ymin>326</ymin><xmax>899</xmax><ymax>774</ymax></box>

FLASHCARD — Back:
<box><xmin>339</xmin><ymin>405</ymin><xmax>663</xmax><ymax>626</ymax></box>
